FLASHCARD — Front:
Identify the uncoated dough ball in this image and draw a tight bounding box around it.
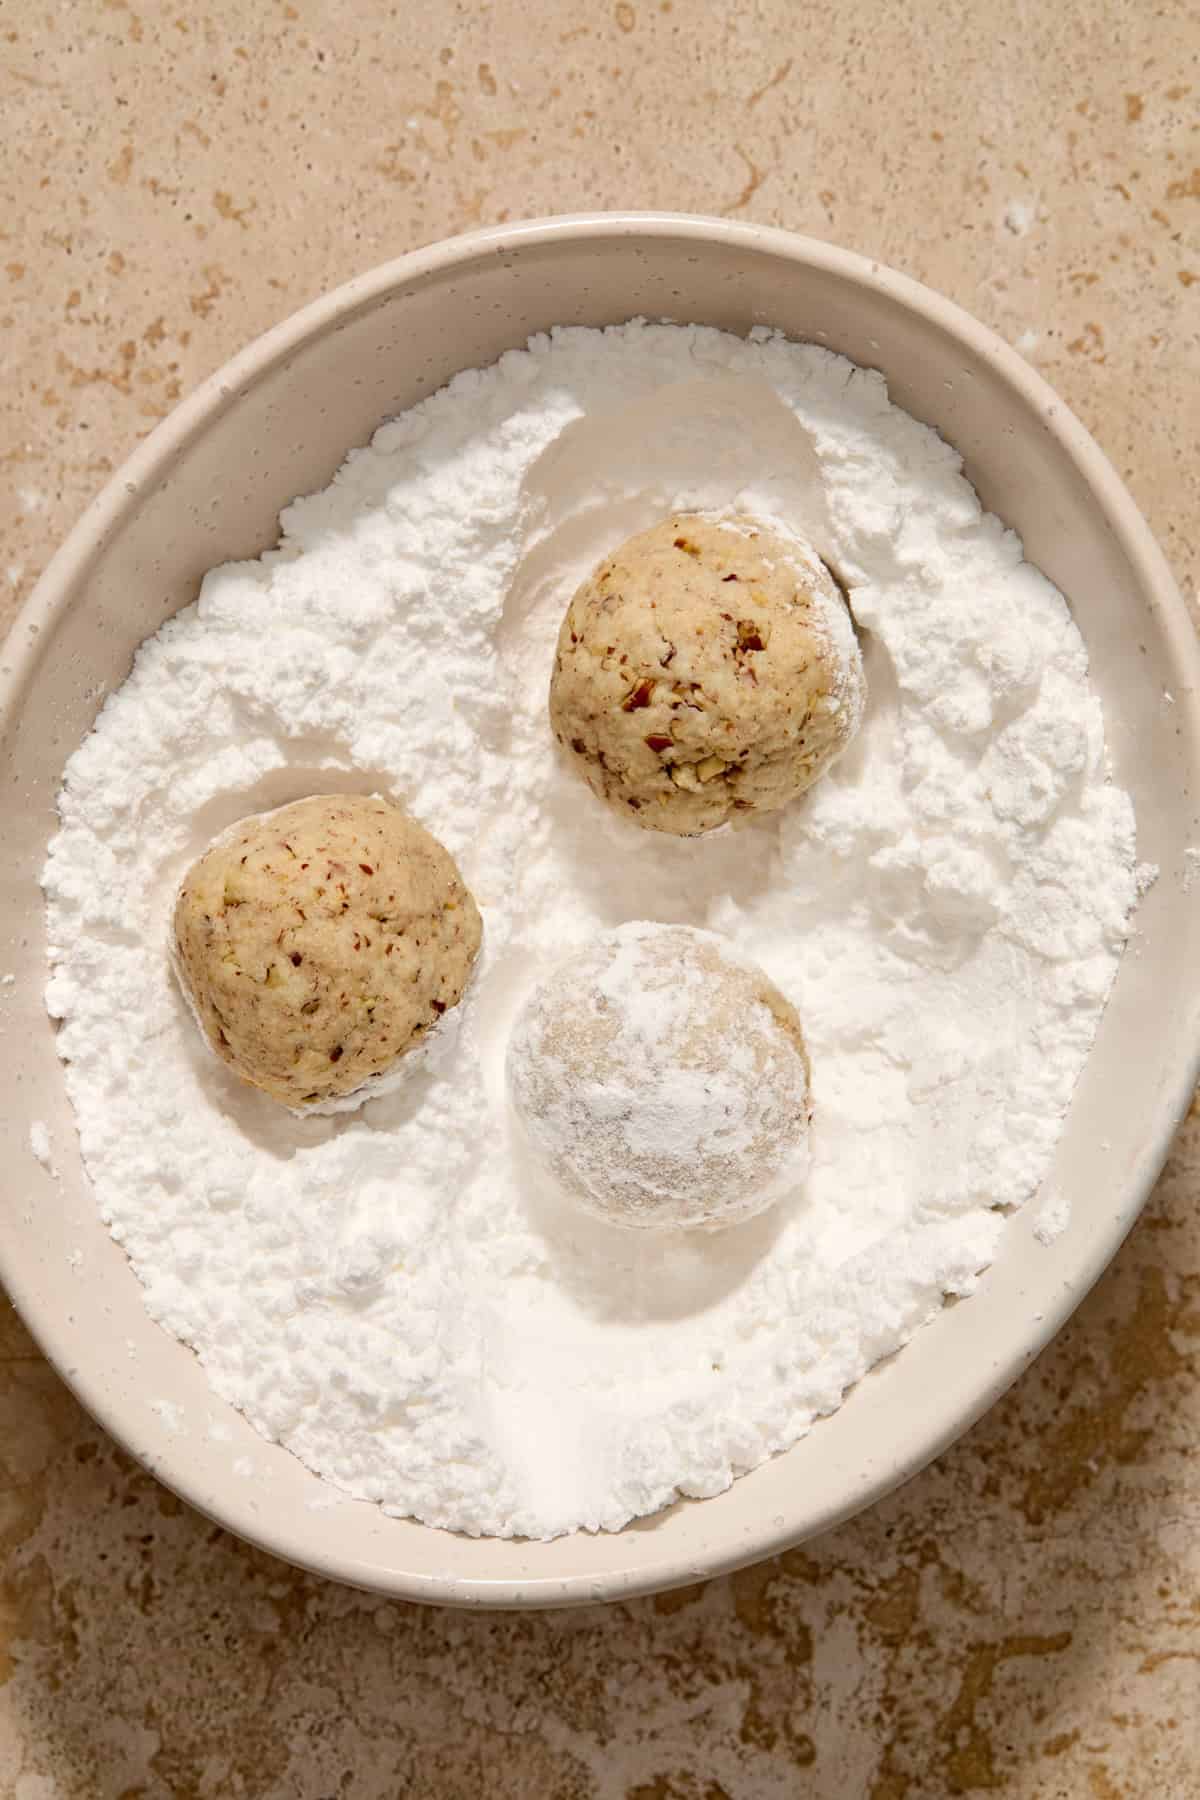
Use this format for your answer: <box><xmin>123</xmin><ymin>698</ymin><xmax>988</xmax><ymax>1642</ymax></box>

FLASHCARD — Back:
<box><xmin>506</xmin><ymin>922</ymin><xmax>811</xmax><ymax>1232</ymax></box>
<box><xmin>173</xmin><ymin>794</ymin><xmax>482</xmax><ymax>1109</ymax></box>
<box><xmin>549</xmin><ymin>513</ymin><xmax>866</xmax><ymax>836</ymax></box>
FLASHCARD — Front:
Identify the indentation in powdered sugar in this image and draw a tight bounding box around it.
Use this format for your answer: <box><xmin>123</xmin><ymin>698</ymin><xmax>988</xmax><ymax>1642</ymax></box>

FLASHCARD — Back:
<box><xmin>43</xmin><ymin>321</ymin><xmax>1140</xmax><ymax>1539</ymax></box>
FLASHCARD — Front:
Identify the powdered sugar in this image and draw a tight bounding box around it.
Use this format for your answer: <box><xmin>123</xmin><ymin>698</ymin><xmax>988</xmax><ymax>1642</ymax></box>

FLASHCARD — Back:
<box><xmin>28</xmin><ymin>1119</ymin><xmax>57</xmax><ymax>1179</ymax></box>
<box><xmin>1034</xmin><ymin>1183</ymin><xmax>1072</xmax><ymax>1246</ymax></box>
<box><xmin>42</xmin><ymin>322</ymin><xmax>1139</xmax><ymax>1539</ymax></box>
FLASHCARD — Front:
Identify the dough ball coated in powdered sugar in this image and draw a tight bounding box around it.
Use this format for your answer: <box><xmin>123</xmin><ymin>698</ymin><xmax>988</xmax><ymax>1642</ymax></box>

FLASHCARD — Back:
<box><xmin>506</xmin><ymin>921</ymin><xmax>812</xmax><ymax>1232</ymax></box>
<box><xmin>173</xmin><ymin>793</ymin><xmax>481</xmax><ymax>1110</ymax></box>
<box><xmin>549</xmin><ymin>513</ymin><xmax>866</xmax><ymax>837</ymax></box>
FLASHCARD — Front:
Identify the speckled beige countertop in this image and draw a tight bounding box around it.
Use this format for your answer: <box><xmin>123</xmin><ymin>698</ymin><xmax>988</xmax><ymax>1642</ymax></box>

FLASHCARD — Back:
<box><xmin>3</xmin><ymin>2</ymin><xmax>1199</xmax><ymax>1795</ymax></box>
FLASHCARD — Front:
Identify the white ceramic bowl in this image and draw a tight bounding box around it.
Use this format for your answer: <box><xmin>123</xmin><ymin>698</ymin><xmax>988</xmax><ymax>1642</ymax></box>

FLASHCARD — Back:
<box><xmin>3</xmin><ymin>214</ymin><xmax>1199</xmax><ymax>1607</ymax></box>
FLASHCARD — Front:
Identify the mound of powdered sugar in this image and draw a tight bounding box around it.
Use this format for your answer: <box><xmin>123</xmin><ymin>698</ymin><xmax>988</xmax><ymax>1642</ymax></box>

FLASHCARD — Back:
<box><xmin>42</xmin><ymin>322</ymin><xmax>1140</xmax><ymax>1539</ymax></box>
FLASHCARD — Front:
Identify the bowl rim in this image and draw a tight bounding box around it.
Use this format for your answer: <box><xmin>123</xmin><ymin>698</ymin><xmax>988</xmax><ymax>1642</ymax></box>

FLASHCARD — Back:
<box><xmin>4</xmin><ymin>210</ymin><xmax>1200</xmax><ymax>1608</ymax></box>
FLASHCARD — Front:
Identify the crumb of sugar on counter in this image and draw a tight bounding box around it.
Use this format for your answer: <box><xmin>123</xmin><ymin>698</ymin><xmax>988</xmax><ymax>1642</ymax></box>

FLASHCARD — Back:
<box><xmin>1015</xmin><ymin>329</ymin><xmax>1040</xmax><ymax>354</ymax></box>
<box><xmin>1004</xmin><ymin>200</ymin><xmax>1036</xmax><ymax>236</ymax></box>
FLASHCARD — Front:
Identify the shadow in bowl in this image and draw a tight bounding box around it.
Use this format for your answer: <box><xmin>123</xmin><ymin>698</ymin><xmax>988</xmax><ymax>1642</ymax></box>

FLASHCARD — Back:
<box><xmin>166</xmin><ymin>975</ymin><xmax>344</xmax><ymax>1162</ymax></box>
<box><xmin>510</xmin><ymin>1115</ymin><xmax>798</xmax><ymax>1327</ymax></box>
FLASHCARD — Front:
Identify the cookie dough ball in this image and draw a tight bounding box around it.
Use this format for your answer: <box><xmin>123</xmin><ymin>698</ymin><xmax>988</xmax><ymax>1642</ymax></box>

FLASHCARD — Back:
<box><xmin>173</xmin><ymin>794</ymin><xmax>481</xmax><ymax>1109</ymax></box>
<box><xmin>506</xmin><ymin>922</ymin><xmax>811</xmax><ymax>1231</ymax></box>
<box><xmin>549</xmin><ymin>513</ymin><xmax>866</xmax><ymax>836</ymax></box>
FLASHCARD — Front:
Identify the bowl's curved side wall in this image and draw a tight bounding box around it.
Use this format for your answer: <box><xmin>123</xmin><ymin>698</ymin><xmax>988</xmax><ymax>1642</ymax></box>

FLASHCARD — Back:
<box><xmin>1</xmin><ymin>215</ymin><xmax>1198</xmax><ymax>1607</ymax></box>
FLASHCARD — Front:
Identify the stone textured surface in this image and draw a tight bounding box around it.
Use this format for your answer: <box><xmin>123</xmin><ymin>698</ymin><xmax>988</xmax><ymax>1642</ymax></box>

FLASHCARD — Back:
<box><xmin>2</xmin><ymin>0</ymin><xmax>1199</xmax><ymax>1793</ymax></box>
